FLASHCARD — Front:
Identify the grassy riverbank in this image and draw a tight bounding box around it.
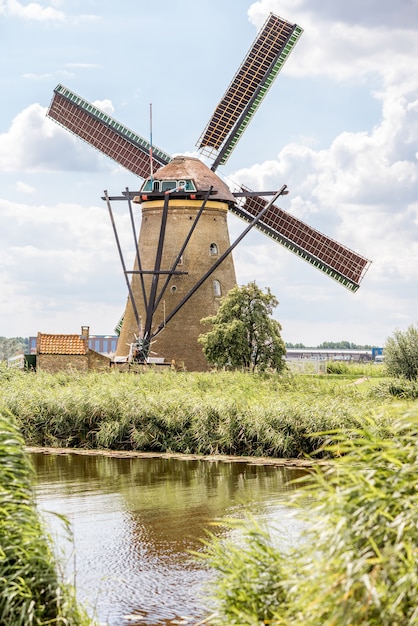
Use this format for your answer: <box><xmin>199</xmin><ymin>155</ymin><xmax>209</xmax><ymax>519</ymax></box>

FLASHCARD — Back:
<box><xmin>0</xmin><ymin>363</ymin><xmax>414</xmax><ymax>458</ymax></box>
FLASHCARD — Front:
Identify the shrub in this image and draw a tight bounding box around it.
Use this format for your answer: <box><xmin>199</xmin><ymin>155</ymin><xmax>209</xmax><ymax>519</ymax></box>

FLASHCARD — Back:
<box><xmin>384</xmin><ymin>324</ymin><xmax>418</xmax><ymax>380</ymax></box>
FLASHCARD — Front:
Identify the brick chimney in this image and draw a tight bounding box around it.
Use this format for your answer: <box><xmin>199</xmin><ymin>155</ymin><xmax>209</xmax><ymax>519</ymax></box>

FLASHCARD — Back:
<box><xmin>80</xmin><ymin>326</ymin><xmax>90</xmax><ymax>347</ymax></box>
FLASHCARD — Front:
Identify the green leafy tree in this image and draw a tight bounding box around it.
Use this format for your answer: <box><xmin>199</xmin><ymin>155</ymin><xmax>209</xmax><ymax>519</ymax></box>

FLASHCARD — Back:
<box><xmin>198</xmin><ymin>281</ymin><xmax>286</xmax><ymax>372</ymax></box>
<box><xmin>384</xmin><ymin>324</ymin><xmax>418</xmax><ymax>380</ymax></box>
<box><xmin>318</xmin><ymin>340</ymin><xmax>372</xmax><ymax>350</ymax></box>
<box><xmin>0</xmin><ymin>337</ymin><xmax>27</xmax><ymax>362</ymax></box>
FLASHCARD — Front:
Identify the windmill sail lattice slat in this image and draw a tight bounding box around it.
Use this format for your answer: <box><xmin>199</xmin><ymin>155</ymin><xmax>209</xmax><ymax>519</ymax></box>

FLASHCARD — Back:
<box><xmin>197</xmin><ymin>13</ymin><xmax>303</xmax><ymax>167</ymax></box>
<box><xmin>232</xmin><ymin>192</ymin><xmax>370</xmax><ymax>291</ymax></box>
<box><xmin>47</xmin><ymin>84</ymin><xmax>171</xmax><ymax>179</ymax></box>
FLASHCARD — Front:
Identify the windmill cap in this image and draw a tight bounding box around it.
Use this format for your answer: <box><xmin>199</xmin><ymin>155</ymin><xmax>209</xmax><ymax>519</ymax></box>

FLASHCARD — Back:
<box><xmin>148</xmin><ymin>155</ymin><xmax>236</xmax><ymax>204</ymax></box>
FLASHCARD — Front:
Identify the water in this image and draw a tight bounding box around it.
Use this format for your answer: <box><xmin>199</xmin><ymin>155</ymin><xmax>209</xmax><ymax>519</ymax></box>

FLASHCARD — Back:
<box><xmin>32</xmin><ymin>452</ymin><xmax>306</xmax><ymax>625</ymax></box>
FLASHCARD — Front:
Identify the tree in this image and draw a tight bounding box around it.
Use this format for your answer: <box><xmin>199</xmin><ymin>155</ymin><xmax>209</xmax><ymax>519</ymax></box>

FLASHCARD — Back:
<box><xmin>384</xmin><ymin>324</ymin><xmax>418</xmax><ymax>380</ymax></box>
<box><xmin>0</xmin><ymin>337</ymin><xmax>27</xmax><ymax>362</ymax></box>
<box><xmin>198</xmin><ymin>281</ymin><xmax>286</xmax><ymax>372</ymax></box>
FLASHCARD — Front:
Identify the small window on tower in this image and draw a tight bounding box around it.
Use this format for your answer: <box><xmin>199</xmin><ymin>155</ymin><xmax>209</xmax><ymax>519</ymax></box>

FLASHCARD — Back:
<box><xmin>161</xmin><ymin>181</ymin><xmax>177</xmax><ymax>192</ymax></box>
<box><xmin>209</xmin><ymin>243</ymin><xmax>218</xmax><ymax>255</ymax></box>
<box><xmin>213</xmin><ymin>279</ymin><xmax>221</xmax><ymax>297</ymax></box>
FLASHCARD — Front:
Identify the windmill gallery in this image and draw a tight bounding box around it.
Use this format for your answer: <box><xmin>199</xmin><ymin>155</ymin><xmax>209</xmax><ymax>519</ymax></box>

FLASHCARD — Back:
<box><xmin>46</xmin><ymin>13</ymin><xmax>371</xmax><ymax>371</ymax></box>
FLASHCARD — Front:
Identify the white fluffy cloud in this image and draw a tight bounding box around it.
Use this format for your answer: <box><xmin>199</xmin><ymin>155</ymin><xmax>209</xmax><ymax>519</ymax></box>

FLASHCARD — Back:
<box><xmin>0</xmin><ymin>104</ymin><xmax>106</xmax><ymax>172</ymax></box>
<box><xmin>0</xmin><ymin>0</ymin><xmax>99</xmax><ymax>22</ymax></box>
<box><xmin>1</xmin><ymin>0</ymin><xmax>65</xmax><ymax>21</ymax></box>
<box><xmin>0</xmin><ymin>196</ymin><xmax>132</xmax><ymax>335</ymax></box>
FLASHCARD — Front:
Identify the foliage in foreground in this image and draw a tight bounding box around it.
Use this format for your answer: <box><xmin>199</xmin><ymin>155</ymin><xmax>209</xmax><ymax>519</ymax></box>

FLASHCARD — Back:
<box><xmin>384</xmin><ymin>323</ymin><xmax>418</xmax><ymax>380</ymax></box>
<box><xmin>199</xmin><ymin>282</ymin><xmax>286</xmax><ymax>372</ymax></box>
<box><xmin>0</xmin><ymin>364</ymin><xmax>398</xmax><ymax>458</ymax></box>
<box><xmin>0</xmin><ymin>410</ymin><xmax>95</xmax><ymax>625</ymax></box>
<box><xmin>203</xmin><ymin>411</ymin><xmax>418</xmax><ymax>625</ymax></box>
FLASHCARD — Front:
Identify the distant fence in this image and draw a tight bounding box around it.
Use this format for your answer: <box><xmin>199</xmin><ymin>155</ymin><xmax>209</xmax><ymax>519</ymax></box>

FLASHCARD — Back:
<box><xmin>285</xmin><ymin>359</ymin><xmax>327</xmax><ymax>375</ymax></box>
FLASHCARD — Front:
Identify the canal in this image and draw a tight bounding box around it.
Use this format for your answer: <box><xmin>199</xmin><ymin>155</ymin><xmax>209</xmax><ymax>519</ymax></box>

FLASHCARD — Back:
<box><xmin>32</xmin><ymin>452</ymin><xmax>307</xmax><ymax>625</ymax></box>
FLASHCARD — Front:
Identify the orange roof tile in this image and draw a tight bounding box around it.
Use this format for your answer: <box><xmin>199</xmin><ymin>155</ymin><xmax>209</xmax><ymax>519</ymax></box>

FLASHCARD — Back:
<box><xmin>37</xmin><ymin>333</ymin><xmax>88</xmax><ymax>355</ymax></box>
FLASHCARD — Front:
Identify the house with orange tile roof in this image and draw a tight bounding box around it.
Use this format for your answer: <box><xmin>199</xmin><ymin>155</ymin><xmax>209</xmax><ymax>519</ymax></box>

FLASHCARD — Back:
<box><xmin>36</xmin><ymin>326</ymin><xmax>111</xmax><ymax>372</ymax></box>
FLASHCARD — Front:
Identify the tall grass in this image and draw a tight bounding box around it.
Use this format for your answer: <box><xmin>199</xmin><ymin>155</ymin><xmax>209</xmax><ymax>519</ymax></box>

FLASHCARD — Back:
<box><xmin>203</xmin><ymin>410</ymin><xmax>418</xmax><ymax>625</ymax></box>
<box><xmin>0</xmin><ymin>409</ymin><xmax>96</xmax><ymax>625</ymax></box>
<box><xmin>0</xmin><ymin>364</ymin><xmax>403</xmax><ymax>458</ymax></box>
<box><xmin>0</xmin><ymin>370</ymin><xmax>402</xmax><ymax>457</ymax></box>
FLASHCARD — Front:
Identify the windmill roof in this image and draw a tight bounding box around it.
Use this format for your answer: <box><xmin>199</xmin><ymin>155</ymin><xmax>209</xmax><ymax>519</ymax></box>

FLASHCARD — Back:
<box><xmin>152</xmin><ymin>156</ymin><xmax>236</xmax><ymax>204</ymax></box>
<box><xmin>37</xmin><ymin>333</ymin><xmax>88</xmax><ymax>355</ymax></box>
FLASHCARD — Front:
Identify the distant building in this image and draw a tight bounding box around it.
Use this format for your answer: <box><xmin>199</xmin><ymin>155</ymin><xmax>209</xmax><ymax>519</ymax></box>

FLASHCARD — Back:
<box><xmin>35</xmin><ymin>326</ymin><xmax>112</xmax><ymax>373</ymax></box>
<box><xmin>285</xmin><ymin>348</ymin><xmax>373</xmax><ymax>362</ymax></box>
<box><xmin>28</xmin><ymin>331</ymin><xmax>118</xmax><ymax>357</ymax></box>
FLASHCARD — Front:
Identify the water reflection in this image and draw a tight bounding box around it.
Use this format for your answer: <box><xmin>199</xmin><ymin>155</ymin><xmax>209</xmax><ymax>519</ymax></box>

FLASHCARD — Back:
<box><xmin>32</xmin><ymin>453</ymin><xmax>306</xmax><ymax>626</ymax></box>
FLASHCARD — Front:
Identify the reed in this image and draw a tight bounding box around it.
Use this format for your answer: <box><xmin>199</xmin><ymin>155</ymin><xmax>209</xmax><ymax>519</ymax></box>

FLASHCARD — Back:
<box><xmin>0</xmin><ymin>364</ymin><xmax>398</xmax><ymax>459</ymax></box>
<box><xmin>203</xmin><ymin>409</ymin><xmax>418</xmax><ymax>625</ymax></box>
<box><xmin>0</xmin><ymin>409</ymin><xmax>96</xmax><ymax>625</ymax></box>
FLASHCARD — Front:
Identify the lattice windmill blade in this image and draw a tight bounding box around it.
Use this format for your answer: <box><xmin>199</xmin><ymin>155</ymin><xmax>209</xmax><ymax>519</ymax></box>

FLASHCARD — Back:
<box><xmin>47</xmin><ymin>84</ymin><xmax>172</xmax><ymax>179</ymax></box>
<box><xmin>231</xmin><ymin>191</ymin><xmax>370</xmax><ymax>291</ymax></box>
<box><xmin>196</xmin><ymin>13</ymin><xmax>303</xmax><ymax>171</ymax></box>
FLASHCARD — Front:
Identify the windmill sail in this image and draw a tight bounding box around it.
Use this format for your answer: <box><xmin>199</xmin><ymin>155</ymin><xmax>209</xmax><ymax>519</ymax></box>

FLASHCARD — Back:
<box><xmin>47</xmin><ymin>85</ymin><xmax>370</xmax><ymax>291</ymax></box>
<box><xmin>196</xmin><ymin>13</ymin><xmax>303</xmax><ymax>169</ymax></box>
<box><xmin>231</xmin><ymin>192</ymin><xmax>370</xmax><ymax>291</ymax></box>
<box><xmin>46</xmin><ymin>9</ymin><xmax>370</xmax><ymax>295</ymax></box>
<box><xmin>47</xmin><ymin>84</ymin><xmax>171</xmax><ymax>179</ymax></box>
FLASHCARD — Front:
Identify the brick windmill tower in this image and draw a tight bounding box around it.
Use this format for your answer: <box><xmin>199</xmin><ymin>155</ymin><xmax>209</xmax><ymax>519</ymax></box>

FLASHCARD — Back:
<box><xmin>47</xmin><ymin>14</ymin><xmax>371</xmax><ymax>371</ymax></box>
<box><xmin>117</xmin><ymin>156</ymin><xmax>240</xmax><ymax>370</ymax></box>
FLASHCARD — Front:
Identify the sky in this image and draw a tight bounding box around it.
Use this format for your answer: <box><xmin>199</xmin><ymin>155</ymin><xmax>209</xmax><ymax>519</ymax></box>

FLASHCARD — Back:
<box><xmin>1</xmin><ymin>0</ymin><xmax>418</xmax><ymax>348</ymax></box>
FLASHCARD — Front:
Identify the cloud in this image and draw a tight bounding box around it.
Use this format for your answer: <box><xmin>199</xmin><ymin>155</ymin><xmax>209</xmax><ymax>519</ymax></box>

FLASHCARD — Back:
<box><xmin>249</xmin><ymin>0</ymin><xmax>418</xmax><ymax>90</ymax></box>
<box><xmin>0</xmin><ymin>103</ymin><xmax>110</xmax><ymax>173</ymax></box>
<box><xmin>0</xmin><ymin>196</ymin><xmax>131</xmax><ymax>334</ymax></box>
<box><xmin>0</xmin><ymin>0</ymin><xmax>100</xmax><ymax>23</ymax></box>
<box><xmin>3</xmin><ymin>0</ymin><xmax>65</xmax><ymax>21</ymax></box>
<box><xmin>93</xmin><ymin>99</ymin><xmax>115</xmax><ymax>116</ymax></box>
<box><xmin>15</xmin><ymin>181</ymin><xmax>36</xmax><ymax>194</ymax></box>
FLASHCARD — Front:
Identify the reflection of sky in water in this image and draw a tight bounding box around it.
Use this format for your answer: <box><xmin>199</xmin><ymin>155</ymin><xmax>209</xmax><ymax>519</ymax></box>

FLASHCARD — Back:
<box><xmin>34</xmin><ymin>454</ymin><xmax>306</xmax><ymax>626</ymax></box>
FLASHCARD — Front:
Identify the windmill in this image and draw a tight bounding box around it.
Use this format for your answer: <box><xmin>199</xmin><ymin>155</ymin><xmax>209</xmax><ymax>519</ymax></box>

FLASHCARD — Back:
<box><xmin>47</xmin><ymin>13</ymin><xmax>371</xmax><ymax>371</ymax></box>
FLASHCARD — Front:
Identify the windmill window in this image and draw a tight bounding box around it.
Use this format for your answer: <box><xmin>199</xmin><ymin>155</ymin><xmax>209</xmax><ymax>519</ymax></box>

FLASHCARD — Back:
<box><xmin>140</xmin><ymin>178</ymin><xmax>197</xmax><ymax>193</ymax></box>
<box><xmin>171</xmin><ymin>285</ymin><xmax>177</xmax><ymax>294</ymax></box>
<box><xmin>162</xmin><ymin>181</ymin><xmax>177</xmax><ymax>192</ymax></box>
<box><xmin>213</xmin><ymin>279</ymin><xmax>222</xmax><ymax>297</ymax></box>
<box><xmin>209</xmin><ymin>243</ymin><xmax>218</xmax><ymax>255</ymax></box>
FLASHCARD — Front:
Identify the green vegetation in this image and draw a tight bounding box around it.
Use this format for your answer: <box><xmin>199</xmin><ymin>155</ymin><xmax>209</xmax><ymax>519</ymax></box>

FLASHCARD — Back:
<box><xmin>286</xmin><ymin>340</ymin><xmax>373</xmax><ymax>349</ymax></box>
<box><xmin>203</xmin><ymin>410</ymin><xmax>418</xmax><ymax>625</ymax></box>
<box><xmin>0</xmin><ymin>361</ymin><xmax>406</xmax><ymax>459</ymax></box>
<box><xmin>1</xmin><ymin>351</ymin><xmax>417</xmax><ymax>625</ymax></box>
<box><xmin>384</xmin><ymin>323</ymin><xmax>418</xmax><ymax>380</ymax></box>
<box><xmin>0</xmin><ymin>409</ymin><xmax>96</xmax><ymax>625</ymax></box>
<box><xmin>0</xmin><ymin>336</ymin><xmax>27</xmax><ymax>361</ymax></box>
<box><xmin>199</xmin><ymin>282</ymin><xmax>286</xmax><ymax>372</ymax></box>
